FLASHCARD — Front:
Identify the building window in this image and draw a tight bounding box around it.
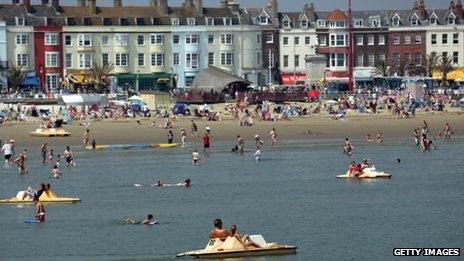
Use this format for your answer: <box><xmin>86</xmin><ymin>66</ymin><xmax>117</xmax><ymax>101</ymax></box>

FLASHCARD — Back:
<box><xmin>266</xmin><ymin>33</ymin><xmax>274</xmax><ymax>43</ymax></box>
<box><xmin>330</xmin><ymin>34</ymin><xmax>346</xmax><ymax>47</ymax></box>
<box><xmin>305</xmin><ymin>36</ymin><xmax>310</xmax><ymax>45</ymax></box>
<box><xmin>415</xmin><ymin>35</ymin><xmax>421</xmax><ymax>44</ymax></box>
<box><xmin>367</xmin><ymin>35</ymin><xmax>374</xmax><ymax>45</ymax></box>
<box><xmin>173</xmin><ymin>35</ymin><xmax>180</xmax><ymax>44</ymax></box>
<box><xmin>415</xmin><ymin>53</ymin><xmax>422</xmax><ymax>66</ymax></box>
<box><xmin>150</xmin><ymin>34</ymin><xmax>164</xmax><ymax>45</ymax></box>
<box><xmin>329</xmin><ymin>21</ymin><xmax>346</xmax><ymax>28</ymax></box>
<box><xmin>15</xmin><ymin>17</ymin><xmax>25</xmax><ymax>26</ymax></box>
<box><xmin>186</xmin><ymin>34</ymin><xmax>199</xmax><ymax>44</ymax></box>
<box><xmin>356</xmin><ymin>54</ymin><xmax>363</xmax><ymax>67</ymax></box>
<box><xmin>330</xmin><ymin>53</ymin><xmax>347</xmax><ymax>67</ymax></box>
<box><xmin>317</xmin><ymin>20</ymin><xmax>326</xmax><ymax>27</ymax></box>
<box><xmin>16</xmin><ymin>53</ymin><xmax>29</xmax><ymax>67</ymax></box>
<box><xmin>372</xmin><ymin>19</ymin><xmax>380</xmax><ymax>27</ymax></box>
<box><xmin>404</xmin><ymin>53</ymin><xmax>411</xmax><ymax>64</ymax></box>
<box><xmin>442</xmin><ymin>34</ymin><xmax>448</xmax><ymax>45</ymax></box>
<box><xmin>224</xmin><ymin>18</ymin><xmax>232</xmax><ymax>26</ymax></box>
<box><xmin>448</xmin><ymin>17</ymin><xmax>455</xmax><ymax>25</ymax></box>
<box><xmin>354</xmin><ymin>19</ymin><xmax>364</xmax><ymax>27</ymax></box>
<box><xmin>78</xmin><ymin>53</ymin><xmax>92</xmax><ymax>69</ymax></box>
<box><xmin>187</xmin><ymin>17</ymin><xmax>196</xmax><ymax>26</ymax></box>
<box><xmin>257</xmin><ymin>51</ymin><xmax>262</xmax><ymax>65</ymax></box>
<box><xmin>115</xmin><ymin>53</ymin><xmax>129</xmax><ymax>67</ymax></box>
<box><xmin>294</xmin><ymin>37</ymin><xmax>300</xmax><ymax>45</ymax></box>
<box><xmin>453</xmin><ymin>33</ymin><xmax>459</xmax><ymax>44</ymax></box>
<box><xmin>208</xmin><ymin>52</ymin><xmax>214</xmax><ymax>66</ymax></box>
<box><xmin>138</xmin><ymin>53</ymin><xmax>145</xmax><ymax>67</ymax></box>
<box><xmin>393</xmin><ymin>36</ymin><xmax>400</xmax><ymax>45</ymax></box>
<box><xmin>442</xmin><ymin>52</ymin><xmax>448</xmax><ymax>59</ymax></box>
<box><xmin>206</xmin><ymin>17</ymin><xmax>214</xmax><ymax>26</ymax></box>
<box><xmin>283</xmin><ymin>55</ymin><xmax>289</xmax><ymax>68</ymax></box>
<box><xmin>356</xmin><ymin>35</ymin><xmax>363</xmax><ymax>45</ymax></box>
<box><xmin>101</xmin><ymin>35</ymin><xmax>109</xmax><ymax>46</ymax></box>
<box><xmin>283</xmin><ymin>37</ymin><xmax>288</xmax><ymax>45</ymax></box>
<box><xmin>453</xmin><ymin>52</ymin><xmax>459</xmax><ymax>64</ymax></box>
<box><xmin>220</xmin><ymin>52</ymin><xmax>234</xmax><ymax>66</ymax></box>
<box><xmin>186</xmin><ymin>53</ymin><xmax>199</xmax><ymax>69</ymax></box>
<box><xmin>45</xmin><ymin>33</ymin><xmax>58</xmax><ymax>45</ymax></box>
<box><xmin>257</xmin><ymin>34</ymin><xmax>261</xmax><ymax>44</ymax></box>
<box><xmin>45</xmin><ymin>52</ymin><xmax>59</xmax><ymax>67</ymax></box>
<box><xmin>411</xmin><ymin>16</ymin><xmax>419</xmax><ymax>26</ymax></box>
<box><xmin>392</xmin><ymin>17</ymin><xmax>400</xmax><ymax>26</ymax></box>
<box><xmin>300</xmin><ymin>19</ymin><xmax>308</xmax><ymax>28</ymax></box>
<box><xmin>135</xmin><ymin>17</ymin><xmax>144</xmax><ymax>26</ymax></box>
<box><xmin>378</xmin><ymin>35</ymin><xmax>385</xmax><ymax>45</ymax></box>
<box><xmin>78</xmin><ymin>34</ymin><xmax>92</xmax><ymax>46</ymax></box>
<box><xmin>430</xmin><ymin>16</ymin><xmax>438</xmax><ymax>25</ymax></box>
<box><xmin>114</xmin><ymin>34</ymin><xmax>128</xmax><ymax>46</ymax></box>
<box><xmin>392</xmin><ymin>53</ymin><xmax>399</xmax><ymax>63</ymax></box>
<box><xmin>173</xmin><ymin>53</ymin><xmax>180</xmax><ymax>66</ymax></box>
<box><xmin>46</xmin><ymin>74</ymin><xmax>59</xmax><ymax>90</ymax></box>
<box><xmin>137</xmin><ymin>35</ymin><xmax>144</xmax><ymax>45</ymax></box>
<box><xmin>102</xmin><ymin>53</ymin><xmax>109</xmax><ymax>65</ymax></box>
<box><xmin>283</xmin><ymin>18</ymin><xmax>291</xmax><ymax>28</ymax></box>
<box><xmin>259</xmin><ymin>15</ymin><xmax>269</xmax><ymax>25</ymax></box>
<box><xmin>208</xmin><ymin>35</ymin><xmax>214</xmax><ymax>44</ymax></box>
<box><xmin>64</xmin><ymin>35</ymin><xmax>72</xmax><ymax>46</ymax></box>
<box><xmin>65</xmin><ymin>53</ymin><xmax>72</xmax><ymax>68</ymax></box>
<box><xmin>368</xmin><ymin>54</ymin><xmax>375</xmax><ymax>67</ymax></box>
<box><xmin>294</xmin><ymin>55</ymin><xmax>300</xmax><ymax>68</ymax></box>
<box><xmin>151</xmin><ymin>53</ymin><xmax>165</xmax><ymax>67</ymax></box>
<box><xmin>431</xmin><ymin>34</ymin><xmax>437</xmax><ymax>45</ymax></box>
<box><xmin>16</xmin><ymin>34</ymin><xmax>29</xmax><ymax>45</ymax></box>
<box><xmin>319</xmin><ymin>35</ymin><xmax>327</xmax><ymax>46</ymax></box>
<box><xmin>404</xmin><ymin>35</ymin><xmax>411</xmax><ymax>45</ymax></box>
<box><xmin>171</xmin><ymin>18</ymin><xmax>179</xmax><ymax>26</ymax></box>
<box><xmin>220</xmin><ymin>34</ymin><xmax>234</xmax><ymax>44</ymax></box>
<box><xmin>379</xmin><ymin>53</ymin><xmax>386</xmax><ymax>62</ymax></box>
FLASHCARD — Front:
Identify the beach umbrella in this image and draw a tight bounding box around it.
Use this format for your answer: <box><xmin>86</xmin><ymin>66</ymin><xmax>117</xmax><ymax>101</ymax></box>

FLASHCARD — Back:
<box><xmin>128</xmin><ymin>95</ymin><xmax>142</xmax><ymax>101</ymax></box>
<box><xmin>326</xmin><ymin>100</ymin><xmax>338</xmax><ymax>104</ymax></box>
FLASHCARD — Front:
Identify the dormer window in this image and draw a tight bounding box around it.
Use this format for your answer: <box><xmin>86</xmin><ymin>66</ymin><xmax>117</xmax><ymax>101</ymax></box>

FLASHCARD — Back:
<box><xmin>83</xmin><ymin>18</ymin><xmax>92</xmax><ymax>26</ymax></box>
<box><xmin>317</xmin><ymin>20</ymin><xmax>326</xmax><ymax>27</ymax></box>
<box><xmin>152</xmin><ymin>18</ymin><xmax>161</xmax><ymax>25</ymax></box>
<box><xmin>259</xmin><ymin>14</ymin><xmax>269</xmax><ymax>25</ymax></box>
<box><xmin>187</xmin><ymin>18</ymin><xmax>196</xmax><ymax>26</ymax></box>
<box><xmin>206</xmin><ymin>17</ymin><xmax>214</xmax><ymax>26</ymax></box>
<box><xmin>223</xmin><ymin>18</ymin><xmax>232</xmax><ymax>26</ymax></box>
<box><xmin>430</xmin><ymin>15</ymin><xmax>438</xmax><ymax>25</ymax></box>
<box><xmin>300</xmin><ymin>19</ymin><xmax>308</xmax><ymax>28</ymax></box>
<box><xmin>282</xmin><ymin>17</ymin><xmax>291</xmax><ymax>29</ymax></box>
<box><xmin>136</xmin><ymin>18</ymin><xmax>144</xmax><ymax>26</ymax></box>
<box><xmin>120</xmin><ymin>18</ymin><xmax>129</xmax><ymax>26</ymax></box>
<box><xmin>392</xmin><ymin>17</ymin><xmax>400</xmax><ymax>27</ymax></box>
<box><xmin>354</xmin><ymin>19</ymin><xmax>364</xmax><ymax>27</ymax></box>
<box><xmin>448</xmin><ymin>17</ymin><xmax>456</xmax><ymax>25</ymax></box>
<box><xmin>66</xmin><ymin>17</ymin><xmax>76</xmax><ymax>26</ymax></box>
<box><xmin>102</xmin><ymin>18</ymin><xmax>112</xmax><ymax>26</ymax></box>
<box><xmin>329</xmin><ymin>21</ymin><xmax>346</xmax><ymax>28</ymax></box>
<box><xmin>171</xmin><ymin>18</ymin><xmax>180</xmax><ymax>26</ymax></box>
<box><xmin>15</xmin><ymin>17</ymin><xmax>25</xmax><ymax>26</ymax></box>
<box><xmin>411</xmin><ymin>14</ymin><xmax>419</xmax><ymax>26</ymax></box>
<box><xmin>372</xmin><ymin>19</ymin><xmax>380</xmax><ymax>27</ymax></box>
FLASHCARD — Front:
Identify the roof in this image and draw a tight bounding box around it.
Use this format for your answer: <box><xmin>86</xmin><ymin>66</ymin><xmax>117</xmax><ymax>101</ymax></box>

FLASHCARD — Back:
<box><xmin>191</xmin><ymin>67</ymin><xmax>250</xmax><ymax>92</ymax></box>
<box><xmin>326</xmin><ymin>9</ymin><xmax>349</xmax><ymax>21</ymax></box>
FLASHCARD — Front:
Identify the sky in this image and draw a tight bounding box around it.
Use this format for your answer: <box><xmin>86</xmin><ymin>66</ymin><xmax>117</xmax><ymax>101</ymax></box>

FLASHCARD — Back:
<box><xmin>4</xmin><ymin>0</ymin><xmax>455</xmax><ymax>11</ymax></box>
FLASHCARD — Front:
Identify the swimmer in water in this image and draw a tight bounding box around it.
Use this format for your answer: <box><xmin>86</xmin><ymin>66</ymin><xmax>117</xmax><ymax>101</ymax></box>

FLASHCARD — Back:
<box><xmin>376</xmin><ymin>132</ymin><xmax>383</xmax><ymax>143</ymax></box>
<box><xmin>179</xmin><ymin>178</ymin><xmax>191</xmax><ymax>188</ymax></box>
<box><xmin>14</xmin><ymin>150</ymin><xmax>28</xmax><ymax>174</ymax></box>
<box><xmin>48</xmin><ymin>149</ymin><xmax>54</xmax><ymax>161</ymax></box>
<box><xmin>181</xmin><ymin>129</ymin><xmax>187</xmax><ymax>148</ymax></box>
<box><xmin>253</xmin><ymin>146</ymin><xmax>261</xmax><ymax>161</ymax></box>
<box><xmin>192</xmin><ymin>150</ymin><xmax>200</xmax><ymax>166</ymax></box>
<box><xmin>49</xmin><ymin>165</ymin><xmax>61</xmax><ymax>179</ymax></box>
<box><xmin>34</xmin><ymin>197</ymin><xmax>45</xmax><ymax>222</ymax></box>
<box><xmin>344</xmin><ymin>138</ymin><xmax>353</xmax><ymax>156</ymax></box>
<box><xmin>364</xmin><ymin>134</ymin><xmax>372</xmax><ymax>142</ymax></box>
<box><xmin>125</xmin><ymin>214</ymin><xmax>155</xmax><ymax>225</ymax></box>
<box><xmin>270</xmin><ymin>128</ymin><xmax>277</xmax><ymax>147</ymax></box>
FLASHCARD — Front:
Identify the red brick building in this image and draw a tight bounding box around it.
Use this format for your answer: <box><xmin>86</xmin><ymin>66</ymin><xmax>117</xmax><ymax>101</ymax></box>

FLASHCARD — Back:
<box><xmin>388</xmin><ymin>30</ymin><xmax>426</xmax><ymax>76</ymax></box>
<box><xmin>34</xmin><ymin>24</ymin><xmax>63</xmax><ymax>91</ymax></box>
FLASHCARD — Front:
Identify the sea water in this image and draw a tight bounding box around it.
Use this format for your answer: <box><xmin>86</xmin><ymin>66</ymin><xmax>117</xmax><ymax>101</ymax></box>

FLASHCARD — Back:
<box><xmin>0</xmin><ymin>138</ymin><xmax>463</xmax><ymax>260</ymax></box>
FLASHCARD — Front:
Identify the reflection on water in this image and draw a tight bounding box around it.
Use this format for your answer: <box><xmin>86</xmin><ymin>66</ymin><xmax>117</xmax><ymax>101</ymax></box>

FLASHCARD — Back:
<box><xmin>0</xmin><ymin>138</ymin><xmax>463</xmax><ymax>260</ymax></box>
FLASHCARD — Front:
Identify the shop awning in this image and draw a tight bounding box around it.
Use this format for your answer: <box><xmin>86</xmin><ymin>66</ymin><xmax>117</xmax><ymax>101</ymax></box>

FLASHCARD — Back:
<box><xmin>20</xmin><ymin>76</ymin><xmax>39</xmax><ymax>86</ymax></box>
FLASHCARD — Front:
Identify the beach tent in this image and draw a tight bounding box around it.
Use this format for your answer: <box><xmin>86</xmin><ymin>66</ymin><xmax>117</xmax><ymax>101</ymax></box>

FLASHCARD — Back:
<box><xmin>60</xmin><ymin>94</ymin><xmax>109</xmax><ymax>106</ymax></box>
<box><xmin>191</xmin><ymin>67</ymin><xmax>250</xmax><ymax>93</ymax></box>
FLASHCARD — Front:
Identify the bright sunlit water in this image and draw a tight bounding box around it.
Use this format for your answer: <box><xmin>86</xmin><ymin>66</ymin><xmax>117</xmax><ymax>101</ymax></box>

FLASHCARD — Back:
<box><xmin>1</xmin><ymin>138</ymin><xmax>463</xmax><ymax>260</ymax></box>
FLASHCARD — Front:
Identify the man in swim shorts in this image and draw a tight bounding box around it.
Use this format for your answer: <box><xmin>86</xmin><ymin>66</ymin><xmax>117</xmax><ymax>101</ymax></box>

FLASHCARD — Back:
<box><xmin>209</xmin><ymin>219</ymin><xmax>229</xmax><ymax>241</ymax></box>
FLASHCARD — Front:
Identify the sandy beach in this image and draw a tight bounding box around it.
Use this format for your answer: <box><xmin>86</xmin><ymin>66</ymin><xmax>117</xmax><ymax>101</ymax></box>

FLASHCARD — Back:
<box><xmin>1</xmin><ymin>111</ymin><xmax>463</xmax><ymax>148</ymax></box>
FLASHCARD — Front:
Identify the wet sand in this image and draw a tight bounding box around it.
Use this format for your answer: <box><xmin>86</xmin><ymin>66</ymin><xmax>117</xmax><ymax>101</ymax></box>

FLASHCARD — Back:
<box><xmin>1</xmin><ymin>111</ymin><xmax>463</xmax><ymax>148</ymax></box>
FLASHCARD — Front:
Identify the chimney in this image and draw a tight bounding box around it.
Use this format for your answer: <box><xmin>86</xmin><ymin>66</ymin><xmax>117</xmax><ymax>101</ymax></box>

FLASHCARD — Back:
<box><xmin>306</xmin><ymin>2</ymin><xmax>316</xmax><ymax>21</ymax></box>
<box><xmin>52</xmin><ymin>0</ymin><xmax>60</xmax><ymax>9</ymax></box>
<box><xmin>114</xmin><ymin>0</ymin><xmax>122</xmax><ymax>7</ymax></box>
<box><xmin>456</xmin><ymin>0</ymin><xmax>463</xmax><ymax>18</ymax></box>
<box><xmin>220</xmin><ymin>0</ymin><xmax>227</xmax><ymax>8</ymax></box>
<box><xmin>450</xmin><ymin>1</ymin><xmax>455</xmax><ymax>11</ymax></box>
<box><xmin>12</xmin><ymin>0</ymin><xmax>19</xmax><ymax>5</ymax></box>
<box><xmin>149</xmin><ymin>0</ymin><xmax>158</xmax><ymax>7</ymax></box>
<box><xmin>77</xmin><ymin>0</ymin><xmax>85</xmax><ymax>6</ymax></box>
<box><xmin>183</xmin><ymin>0</ymin><xmax>193</xmax><ymax>7</ymax></box>
<box><xmin>228</xmin><ymin>1</ymin><xmax>240</xmax><ymax>13</ymax></box>
<box><xmin>159</xmin><ymin>0</ymin><xmax>168</xmax><ymax>14</ymax></box>
<box><xmin>41</xmin><ymin>0</ymin><xmax>49</xmax><ymax>6</ymax></box>
<box><xmin>89</xmin><ymin>0</ymin><xmax>97</xmax><ymax>14</ymax></box>
<box><xmin>412</xmin><ymin>0</ymin><xmax>418</xmax><ymax>10</ymax></box>
<box><xmin>418</xmin><ymin>0</ymin><xmax>426</xmax><ymax>19</ymax></box>
<box><xmin>23</xmin><ymin>0</ymin><xmax>31</xmax><ymax>12</ymax></box>
<box><xmin>270</xmin><ymin>0</ymin><xmax>278</xmax><ymax>20</ymax></box>
<box><xmin>194</xmin><ymin>0</ymin><xmax>202</xmax><ymax>13</ymax></box>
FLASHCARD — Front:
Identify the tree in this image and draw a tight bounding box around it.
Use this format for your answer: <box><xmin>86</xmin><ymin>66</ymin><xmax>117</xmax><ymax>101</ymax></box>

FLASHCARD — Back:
<box><xmin>437</xmin><ymin>54</ymin><xmax>454</xmax><ymax>86</ymax></box>
<box><xmin>424</xmin><ymin>53</ymin><xmax>439</xmax><ymax>77</ymax></box>
<box><xmin>371</xmin><ymin>56</ymin><xmax>391</xmax><ymax>78</ymax></box>
<box><xmin>89</xmin><ymin>60</ymin><xmax>114</xmax><ymax>93</ymax></box>
<box><xmin>393</xmin><ymin>58</ymin><xmax>407</xmax><ymax>77</ymax></box>
<box><xmin>7</xmin><ymin>63</ymin><xmax>25</xmax><ymax>92</ymax></box>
